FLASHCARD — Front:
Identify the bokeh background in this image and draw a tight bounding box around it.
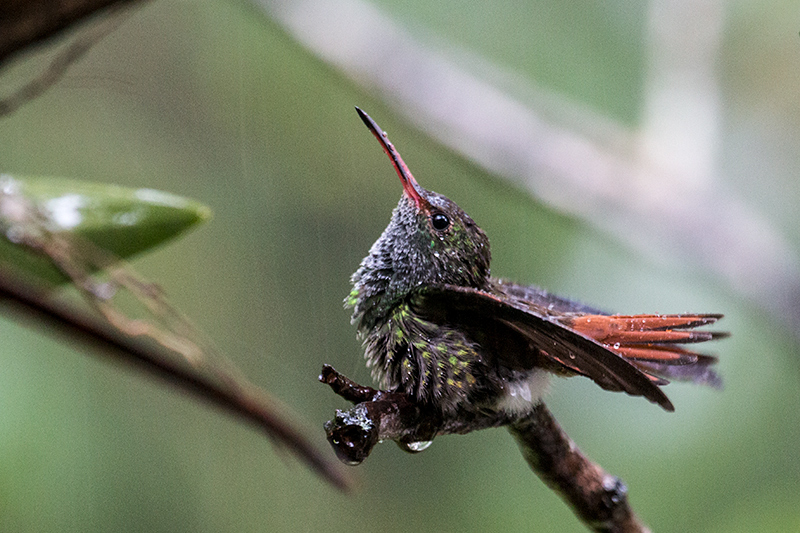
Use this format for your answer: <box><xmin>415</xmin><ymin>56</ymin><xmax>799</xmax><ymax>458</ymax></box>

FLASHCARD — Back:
<box><xmin>1</xmin><ymin>1</ymin><xmax>799</xmax><ymax>531</ymax></box>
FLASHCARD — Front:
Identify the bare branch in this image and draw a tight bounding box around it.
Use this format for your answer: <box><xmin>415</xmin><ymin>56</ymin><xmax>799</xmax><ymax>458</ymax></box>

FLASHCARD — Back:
<box><xmin>0</xmin><ymin>2</ymin><xmax>140</xmax><ymax>116</ymax></box>
<box><xmin>0</xmin><ymin>269</ymin><xmax>350</xmax><ymax>490</ymax></box>
<box><xmin>509</xmin><ymin>407</ymin><xmax>650</xmax><ymax>533</ymax></box>
<box><xmin>0</xmin><ymin>177</ymin><xmax>350</xmax><ymax>491</ymax></box>
<box><xmin>0</xmin><ymin>268</ymin><xmax>350</xmax><ymax>490</ymax></box>
<box><xmin>0</xmin><ymin>0</ymin><xmax>145</xmax><ymax>67</ymax></box>
<box><xmin>321</xmin><ymin>365</ymin><xmax>648</xmax><ymax>531</ymax></box>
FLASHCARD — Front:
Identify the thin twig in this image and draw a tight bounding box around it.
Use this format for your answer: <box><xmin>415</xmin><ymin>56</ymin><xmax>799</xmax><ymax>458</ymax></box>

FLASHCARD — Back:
<box><xmin>0</xmin><ymin>0</ymin><xmax>145</xmax><ymax>67</ymax></box>
<box><xmin>0</xmin><ymin>2</ymin><xmax>139</xmax><ymax>116</ymax></box>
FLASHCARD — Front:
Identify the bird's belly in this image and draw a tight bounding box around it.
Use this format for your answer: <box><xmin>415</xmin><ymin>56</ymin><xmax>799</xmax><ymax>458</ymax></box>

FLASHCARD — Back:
<box><xmin>493</xmin><ymin>369</ymin><xmax>551</xmax><ymax>416</ymax></box>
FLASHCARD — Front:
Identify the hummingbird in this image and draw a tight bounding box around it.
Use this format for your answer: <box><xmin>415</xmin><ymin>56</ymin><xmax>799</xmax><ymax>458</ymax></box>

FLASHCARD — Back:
<box><xmin>346</xmin><ymin>107</ymin><xmax>725</xmax><ymax>418</ymax></box>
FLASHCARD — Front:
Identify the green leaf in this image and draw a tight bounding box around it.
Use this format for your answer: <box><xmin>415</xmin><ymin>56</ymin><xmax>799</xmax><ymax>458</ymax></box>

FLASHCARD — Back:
<box><xmin>0</xmin><ymin>175</ymin><xmax>212</xmax><ymax>284</ymax></box>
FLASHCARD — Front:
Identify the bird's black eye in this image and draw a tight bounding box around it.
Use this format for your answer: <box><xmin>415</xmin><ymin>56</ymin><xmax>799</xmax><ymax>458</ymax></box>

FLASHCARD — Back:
<box><xmin>431</xmin><ymin>212</ymin><xmax>450</xmax><ymax>231</ymax></box>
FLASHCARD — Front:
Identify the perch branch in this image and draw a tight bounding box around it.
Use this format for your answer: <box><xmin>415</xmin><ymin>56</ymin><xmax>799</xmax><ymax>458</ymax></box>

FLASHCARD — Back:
<box><xmin>509</xmin><ymin>406</ymin><xmax>649</xmax><ymax>533</ymax></box>
<box><xmin>321</xmin><ymin>364</ymin><xmax>648</xmax><ymax>532</ymax></box>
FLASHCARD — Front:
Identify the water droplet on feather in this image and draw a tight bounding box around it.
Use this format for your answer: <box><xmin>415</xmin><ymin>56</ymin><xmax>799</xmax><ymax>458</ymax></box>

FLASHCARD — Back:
<box><xmin>399</xmin><ymin>440</ymin><xmax>433</xmax><ymax>453</ymax></box>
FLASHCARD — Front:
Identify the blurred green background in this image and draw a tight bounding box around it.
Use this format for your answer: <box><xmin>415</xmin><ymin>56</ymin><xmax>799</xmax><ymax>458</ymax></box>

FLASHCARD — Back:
<box><xmin>1</xmin><ymin>1</ymin><xmax>799</xmax><ymax>531</ymax></box>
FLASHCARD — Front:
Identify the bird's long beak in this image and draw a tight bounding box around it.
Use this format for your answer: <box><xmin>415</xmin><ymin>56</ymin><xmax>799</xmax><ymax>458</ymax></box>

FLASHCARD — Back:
<box><xmin>355</xmin><ymin>107</ymin><xmax>428</xmax><ymax>209</ymax></box>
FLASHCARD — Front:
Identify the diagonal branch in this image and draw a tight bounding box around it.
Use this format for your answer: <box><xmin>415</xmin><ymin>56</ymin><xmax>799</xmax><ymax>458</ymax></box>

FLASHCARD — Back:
<box><xmin>321</xmin><ymin>365</ymin><xmax>649</xmax><ymax>532</ymax></box>
<box><xmin>0</xmin><ymin>0</ymin><xmax>146</xmax><ymax>67</ymax></box>
<box><xmin>0</xmin><ymin>0</ymin><xmax>353</xmax><ymax>492</ymax></box>
<box><xmin>509</xmin><ymin>407</ymin><xmax>649</xmax><ymax>533</ymax></box>
<box><xmin>0</xmin><ymin>1</ymin><xmax>142</xmax><ymax>117</ymax></box>
<box><xmin>0</xmin><ymin>269</ymin><xmax>351</xmax><ymax>491</ymax></box>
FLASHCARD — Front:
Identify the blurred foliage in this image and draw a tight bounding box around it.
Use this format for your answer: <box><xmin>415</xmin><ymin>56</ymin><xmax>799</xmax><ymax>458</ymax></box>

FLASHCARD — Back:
<box><xmin>0</xmin><ymin>1</ymin><xmax>798</xmax><ymax>532</ymax></box>
<box><xmin>0</xmin><ymin>175</ymin><xmax>210</xmax><ymax>284</ymax></box>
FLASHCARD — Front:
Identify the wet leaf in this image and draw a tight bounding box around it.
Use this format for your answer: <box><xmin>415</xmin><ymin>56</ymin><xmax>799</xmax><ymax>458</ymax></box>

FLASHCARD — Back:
<box><xmin>0</xmin><ymin>175</ymin><xmax>212</xmax><ymax>284</ymax></box>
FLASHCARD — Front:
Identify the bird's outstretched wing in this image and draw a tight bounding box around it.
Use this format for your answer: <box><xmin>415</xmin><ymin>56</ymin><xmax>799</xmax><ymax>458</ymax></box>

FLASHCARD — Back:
<box><xmin>414</xmin><ymin>283</ymin><xmax>726</xmax><ymax>412</ymax></box>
